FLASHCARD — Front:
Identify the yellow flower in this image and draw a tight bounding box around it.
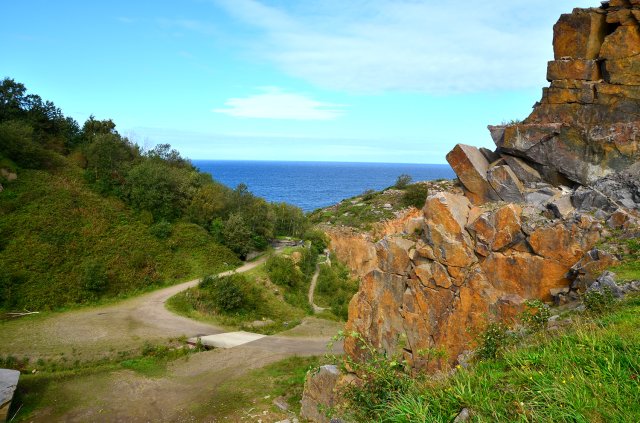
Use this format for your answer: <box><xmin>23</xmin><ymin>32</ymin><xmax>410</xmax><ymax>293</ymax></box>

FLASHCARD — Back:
<box><xmin>562</xmin><ymin>380</ymin><xmax>566</xmax><ymax>384</ymax></box>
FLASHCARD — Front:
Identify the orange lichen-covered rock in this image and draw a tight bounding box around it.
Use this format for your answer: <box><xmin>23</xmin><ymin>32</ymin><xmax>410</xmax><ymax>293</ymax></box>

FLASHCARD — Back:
<box><xmin>547</xmin><ymin>59</ymin><xmax>601</xmax><ymax>81</ymax></box>
<box><xmin>446</xmin><ymin>144</ymin><xmax>498</xmax><ymax>204</ymax></box>
<box><xmin>552</xmin><ymin>9</ymin><xmax>606</xmax><ymax>60</ymax></box>
<box><xmin>599</xmin><ymin>25</ymin><xmax>640</xmax><ymax>60</ymax></box>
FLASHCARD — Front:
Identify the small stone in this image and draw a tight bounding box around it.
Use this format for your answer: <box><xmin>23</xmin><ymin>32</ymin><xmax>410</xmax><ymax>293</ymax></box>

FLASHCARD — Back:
<box><xmin>453</xmin><ymin>408</ymin><xmax>471</xmax><ymax>422</ymax></box>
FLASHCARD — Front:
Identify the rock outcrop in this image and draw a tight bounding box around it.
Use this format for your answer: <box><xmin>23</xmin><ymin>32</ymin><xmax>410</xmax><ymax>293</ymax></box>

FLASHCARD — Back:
<box><xmin>301</xmin><ymin>3</ymin><xmax>640</xmax><ymax>420</ymax></box>
<box><xmin>486</xmin><ymin>2</ymin><xmax>640</xmax><ymax>187</ymax></box>
<box><xmin>344</xmin><ymin>197</ymin><xmax>604</xmax><ymax>372</ymax></box>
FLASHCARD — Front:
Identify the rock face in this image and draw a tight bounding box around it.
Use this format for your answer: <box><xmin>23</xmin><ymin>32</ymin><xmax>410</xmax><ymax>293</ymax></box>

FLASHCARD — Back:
<box><xmin>486</xmin><ymin>2</ymin><xmax>640</xmax><ymax>186</ymax></box>
<box><xmin>344</xmin><ymin>197</ymin><xmax>603</xmax><ymax>372</ymax></box>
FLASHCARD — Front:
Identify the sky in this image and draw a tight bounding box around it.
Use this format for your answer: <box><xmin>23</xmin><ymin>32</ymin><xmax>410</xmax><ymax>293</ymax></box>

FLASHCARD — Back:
<box><xmin>2</xmin><ymin>0</ymin><xmax>597</xmax><ymax>163</ymax></box>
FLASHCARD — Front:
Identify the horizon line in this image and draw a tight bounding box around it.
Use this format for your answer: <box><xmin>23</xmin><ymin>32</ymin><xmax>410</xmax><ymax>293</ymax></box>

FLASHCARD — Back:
<box><xmin>190</xmin><ymin>158</ymin><xmax>452</xmax><ymax>166</ymax></box>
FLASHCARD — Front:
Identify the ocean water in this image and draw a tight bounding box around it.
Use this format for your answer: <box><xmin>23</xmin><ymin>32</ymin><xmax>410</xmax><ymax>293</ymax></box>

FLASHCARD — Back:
<box><xmin>193</xmin><ymin>160</ymin><xmax>456</xmax><ymax>212</ymax></box>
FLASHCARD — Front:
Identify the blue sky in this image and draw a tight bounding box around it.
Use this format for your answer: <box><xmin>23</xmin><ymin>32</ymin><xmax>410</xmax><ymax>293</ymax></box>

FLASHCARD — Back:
<box><xmin>2</xmin><ymin>0</ymin><xmax>596</xmax><ymax>163</ymax></box>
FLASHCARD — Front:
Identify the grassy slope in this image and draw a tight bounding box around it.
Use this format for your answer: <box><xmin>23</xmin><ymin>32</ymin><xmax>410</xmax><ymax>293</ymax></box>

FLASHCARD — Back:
<box><xmin>349</xmin><ymin>294</ymin><xmax>640</xmax><ymax>422</ymax></box>
<box><xmin>166</xmin><ymin>254</ymin><xmax>311</xmax><ymax>334</ymax></box>
<box><xmin>0</xmin><ymin>165</ymin><xmax>241</xmax><ymax>310</ymax></box>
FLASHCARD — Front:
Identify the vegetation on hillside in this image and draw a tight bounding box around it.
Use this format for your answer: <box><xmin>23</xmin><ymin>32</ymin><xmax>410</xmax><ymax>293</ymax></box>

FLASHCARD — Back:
<box><xmin>315</xmin><ymin>255</ymin><xmax>359</xmax><ymax>320</ymax></box>
<box><xmin>167</xmin><ymin>246</ymin><xmax>321</xmax><ymax>334</ymax></box>
<box><xmin>309</xmin><ymin>179</ymin><xmax>454</xmax><ymax>230</ymax></box>
<box><xmin>0</xmin><ymin>77</ymin><xmax>309</xmax><ymax>310</ymax></box>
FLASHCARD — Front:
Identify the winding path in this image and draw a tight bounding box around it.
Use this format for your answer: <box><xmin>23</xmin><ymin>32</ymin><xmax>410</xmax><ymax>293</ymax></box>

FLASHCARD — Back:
<box><xmin>1</xmin><ymin>253</ymin><xmax>341</xmax><ymax>361</ymax></box>
<box><xmin>308</xmin><ymin>263</ymin><xmax>327</xmax><ymax>313</ymax></box>
<box><xmin>3</xmin><ymin>253</ymin><xmax>345</xmax><ymax>422</ymax></box>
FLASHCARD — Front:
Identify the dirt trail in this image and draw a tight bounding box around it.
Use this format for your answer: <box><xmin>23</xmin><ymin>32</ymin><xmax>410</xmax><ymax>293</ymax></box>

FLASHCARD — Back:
<box><xmin>1</xmin><ymin>254</ymin><xmax>296</xmax><ymax>360</ymax></box>
<box><xmin>3</xmin><ymin>253</ymin><xmax>345</xmax><ymax>422</ymax></box>
<box><xmin>308</xmin><ymin>263</ymin><xmax>327</xmax><ymax>314</ymax></box>
<box><xmin>29</xmin><ymin>334</ymin><xmax>343</xmax><ymax>422</ymax></box>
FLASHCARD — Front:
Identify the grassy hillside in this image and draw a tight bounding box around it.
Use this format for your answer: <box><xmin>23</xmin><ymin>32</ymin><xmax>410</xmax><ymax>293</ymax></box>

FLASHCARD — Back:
<box><xmin>336</xmin><ymin>293</ymin><xmax>640</xmax><ymax>422</ymax></box>
<box><xmin>0</xmin><ymin>164</ymin><xmax>241</xmax><ymax>310</ymax></box>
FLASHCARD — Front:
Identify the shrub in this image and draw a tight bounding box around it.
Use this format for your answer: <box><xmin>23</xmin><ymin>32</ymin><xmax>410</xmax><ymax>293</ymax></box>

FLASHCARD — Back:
<box><xmin>475</xmin><ymin>322</ymin><xmax>513</xmax><ymax>360</ymax></box>
<box><xmin>337</xmin><ymin>332</ymin><xmax>416</xmax><ymax>421</ymax></box>
<box><xmin>394</xmin><ymin>174</ymin><xmax>412</xmax><ymax>189</ymax></box>
<box><xmin>265</xmin><ymin>255</ymin><xmax>303</xmax><ymax>288</ymax></box>
<box><xmin>81</xmin><ymin>260</ymin><xmax>109</xmax><ymax>296</ymax></box>
<box><xmin>199</xmin><ymin>273</ymin><xmax>258</xmax><ymax>313</ymax></box>
<box><xmin>149</xmin><ymin>220</ymin><xmax>172</xmax><ymax>239</ymax></box>
<box><xmin>361</xmin><ymin>189</ymin><xmax>376</xmax><ymax>201</ymax></box>
<box><xmin>583</xmin><ymin>287</ymin><xmax>615</xmax><ymax>314</ymax></box>
<box><xmin>401</xmin><ymin>183</ymin><xmax>429</xmax><ymax>209</ymax></box>
<box><xmin>316</xmin><ymin>261</ymin><xmax>358</xmax><ymax>320</ymax></box>
<box><xmin>304</xmin><ymin>229</ymin><xmax>329</xmax><ymax>255</ymax></box>
<box><xmin>519</xmin><ymin>299</ymin><xmax>551</xmax><ymax>332</ymax></box>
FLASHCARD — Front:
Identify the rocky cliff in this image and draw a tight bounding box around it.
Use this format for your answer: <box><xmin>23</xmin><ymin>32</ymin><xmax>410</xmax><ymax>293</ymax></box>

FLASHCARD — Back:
<box><xmin>302</xmin><ymin>2</ymin><xmax>640</xmax><ymax>421</ymax></box>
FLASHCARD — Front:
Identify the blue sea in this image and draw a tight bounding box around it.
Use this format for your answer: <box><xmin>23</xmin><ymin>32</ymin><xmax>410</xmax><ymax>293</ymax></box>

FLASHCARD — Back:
<box><xmin>193</xmin><ymin>160</ymin><xmax>455</xmax><ymax>212</ymax></box>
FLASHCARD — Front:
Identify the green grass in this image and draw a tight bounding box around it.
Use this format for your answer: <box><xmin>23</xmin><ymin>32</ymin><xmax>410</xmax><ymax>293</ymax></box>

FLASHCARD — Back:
<box><xmin>309</xmin><ymin>180</ymin><xmax>454</xmax><ymax>230</ymax></box>
<box><xmin>167</xmin><ymin>247</ymin><xmax>320</xmax><ymax>334</ymax></box>
<box><xmin>341</xmin><ymin>294</ymin><xmax>640</xmax><ymax>422</ymax></box>
<box><xmin>0</xmin><ymin>165</ymin><xmax>241</xmax><ymax>310</ymax></box>
<box><xmin>166</xmin><ymin>272</ymin><xmax>307</xmax><ymax>335</ymax></box>
<box><xmin>609</xmin><ymin>236</ymin><xmax>640</xmax><ymax>282</ymax></box>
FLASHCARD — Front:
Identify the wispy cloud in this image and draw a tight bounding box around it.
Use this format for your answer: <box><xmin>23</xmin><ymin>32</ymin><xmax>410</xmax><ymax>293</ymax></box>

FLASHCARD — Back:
<box><xmin>116</xmin><ymin>16</ymin><xmax>136</xmax><ymax>24</ymax></box>
<box><xmin>213</xmin><ymin>87</ymin><xmax>346</xmax><ymax>120</ymax></box>
<box><xmin>213</xmin><ymin>0</ymin><xmax>596</xmax><ymax>94</ymax></box>
<box><xmin>156</xmin><ymin>18</ymin><xmax>218</xmax><ymax>36</ymax></box>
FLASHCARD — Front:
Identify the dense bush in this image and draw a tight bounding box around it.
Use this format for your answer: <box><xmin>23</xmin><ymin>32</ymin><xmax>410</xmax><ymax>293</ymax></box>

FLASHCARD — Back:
<box><xmin>199</xmin><ymin>273</ymin><xmax>260</xmax><ymax>313</ymax></box>
<box><xmin>475</xmin><ymin>322</ymin><xmax>513</xmax><ymax>360</ymax></box>
<box><xmin>265</xmin><ymin>255</ymin><xmax>304</xmax><ymax>288</ymax></box>
<box><xmin>336</xmin><ymin>332</ymin><xmax>416</xmax><ymax>421</ymax></box>
<box><xmin>316</xmin><ymin>259</ymin><xmax>358</xmax><ymax>320</ymax></box>
<box><xmin>81</xmin><ymin>259</ymin><xmax>109</xmax><ymax>297</ymax></box>
<box><xmin>401</xmin><ymin>183</ymin><xmax>429</xmax><ymax>209</ymax></box>
<box><xmin>583</xmin><ymin>287</ymin><xmax>615</xmax><ymax>314</ymax></box>
<box><xmin>519</xmin><ymin>299</ymin><xmax>551</xmax><ymax>332</ymax></box>
<box><xmin>304</xmin><ymin>229</ymin><xmax>329</xmax><ymax>256</ymax></box>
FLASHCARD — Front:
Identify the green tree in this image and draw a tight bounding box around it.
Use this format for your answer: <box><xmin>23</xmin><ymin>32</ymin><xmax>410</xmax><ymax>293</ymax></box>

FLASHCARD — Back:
<box><xmin>265</xmin><ymin>255</ymin><xmax>304</xmax><ymax>288</ymax></box>
<box><xmin>273</xmin><ymin>202</ymin><xmax>308</xmax><ymax>237</ymax></box>
<box><xmin>186</xmin><ymin>183</ymin><xmax>228</xmax><ymax>226</ymax></box>
<box><xmin>123</xmin><ymin>159</ymin><xmax>192</xmax><ymax>221</ymax></box>
<box><xmin>82</xmin><ymin>115</ymin><xmax>117</xmax><ymax>138</ymax></box>
<box><xmin>394</xmin><ymin>174</ymin><xmax>413</xmax><ymax>189</ymax></box>
<box><xmin>0</xmin><ymin>120</ymin><xmax>60</xmax><ymax>169</ymax></box>
<box><xmin>84</xmin><ymin>133</ymin><xmax>136</xmax><ymax>193</ymax></box>
<box><xmin>222</xmin><ymin>212</ymin><xmax>253</xmax><ymax>258</ymax></box>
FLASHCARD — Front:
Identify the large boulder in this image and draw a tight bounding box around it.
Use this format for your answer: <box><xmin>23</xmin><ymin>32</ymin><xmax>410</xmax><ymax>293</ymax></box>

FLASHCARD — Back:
<box><xmin>446</xmin><ymin>144</ymin><xmax>499</xmax><ymax>204</ymax></box>
<box><xmin>300</xmin><ymin>365</ymin><xmax>343</xmax><ymax>423</ymax></box>
<box><xmin>1</xmin><ymin>369</ymin><xmax>19</xmax><ymax>423</ymax></box>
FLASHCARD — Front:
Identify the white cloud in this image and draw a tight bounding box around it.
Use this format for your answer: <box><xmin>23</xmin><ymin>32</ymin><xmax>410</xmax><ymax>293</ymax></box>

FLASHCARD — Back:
<box><xmin>213</xmin><ymin>87</ymin><xmax>346</xmax><ymax>120</ymax></box>
<box><xmin>213</xmin><ymin>0</ymin><xmax>597</xmax><ymax>94</ymax></box>
<box><xmin>116</xmin><ymin>16</ymin><xmax>136</xmax><ymax>24</ymax></box>
<box><xmin>156</xmin><ymin>18</ymin><xmax>218</xmax><ymax>36</ymax></box>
